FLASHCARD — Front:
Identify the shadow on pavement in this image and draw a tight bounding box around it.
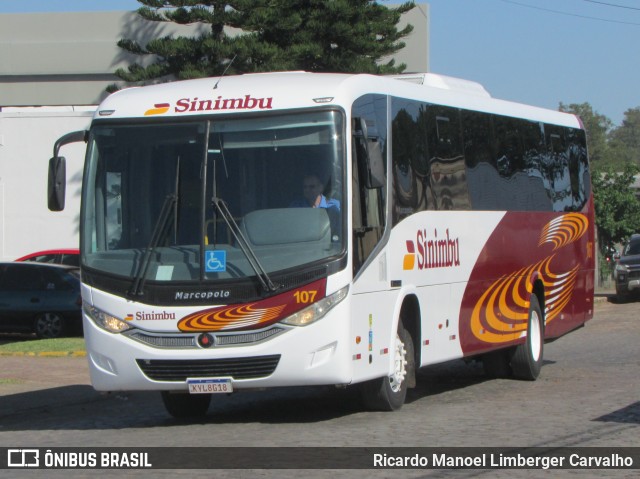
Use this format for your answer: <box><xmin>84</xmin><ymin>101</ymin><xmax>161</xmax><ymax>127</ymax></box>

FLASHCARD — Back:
<box><xmin>594</xmin><ymin>401</ymin><xmax>640</xmax><ymax>425</ymax></box>
<box><xmin>0</xmin><ymin>360</ymin><xmax>496</xmax><ymax>430</ymax></box>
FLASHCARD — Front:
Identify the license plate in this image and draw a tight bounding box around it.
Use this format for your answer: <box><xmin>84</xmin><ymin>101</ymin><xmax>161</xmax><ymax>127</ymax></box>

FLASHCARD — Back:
<box><xmin>187</xmin><ymin>378</ymin><xmax>233</xmax><ymax>394</ymax></box>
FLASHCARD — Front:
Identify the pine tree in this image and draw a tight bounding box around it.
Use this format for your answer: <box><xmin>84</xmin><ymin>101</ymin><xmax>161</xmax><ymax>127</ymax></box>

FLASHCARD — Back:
<box><xmin>113</xmin><ymin>0</ymin><xmax>415</xmax><ymax>87</ymax></box>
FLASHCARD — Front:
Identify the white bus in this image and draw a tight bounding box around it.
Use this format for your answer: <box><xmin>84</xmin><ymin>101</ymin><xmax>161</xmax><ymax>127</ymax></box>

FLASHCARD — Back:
<box><xmin>49</xmin><ymin>71</ymin><xmax>595</xmax><ymax>417</ymax></box>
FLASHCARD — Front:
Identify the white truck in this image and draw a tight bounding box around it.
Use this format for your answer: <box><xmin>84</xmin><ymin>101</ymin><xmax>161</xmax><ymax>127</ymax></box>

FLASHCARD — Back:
<box><xmin>0</xmin><ymin>106</ymin><xmax>94</xmax><ymax>261</ymax></box>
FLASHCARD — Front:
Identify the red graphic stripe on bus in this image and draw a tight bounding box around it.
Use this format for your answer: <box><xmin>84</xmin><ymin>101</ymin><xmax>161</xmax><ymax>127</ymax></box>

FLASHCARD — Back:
<box><xmin>177</xmin><ymin>278</ymin><xmax>327</xmax><ymax>332</ymax></box>
<box><xmin>463</xmin><ymin>212</ymin><xmax>589</xmax><ymax>350</ymax></box>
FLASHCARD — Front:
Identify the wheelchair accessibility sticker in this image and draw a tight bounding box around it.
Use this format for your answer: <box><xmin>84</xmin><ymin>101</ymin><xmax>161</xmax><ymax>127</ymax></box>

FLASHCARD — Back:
<box><xmin>205</xmin><ymin>250</ymin><xmax>227</xmax><ymax>273</ymax></box>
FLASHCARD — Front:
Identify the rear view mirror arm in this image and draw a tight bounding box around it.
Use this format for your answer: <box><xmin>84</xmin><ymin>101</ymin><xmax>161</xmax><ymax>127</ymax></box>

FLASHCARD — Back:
<box><xmin>53</xmin><ymin>130</ymin><xmax>88</xmax><ymax>158</ymax></box>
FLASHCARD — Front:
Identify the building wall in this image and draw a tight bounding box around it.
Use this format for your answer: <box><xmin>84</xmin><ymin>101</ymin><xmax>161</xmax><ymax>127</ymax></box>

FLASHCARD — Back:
<box><xmin>0</xmin><ymin>5</ymin><xmax>429</xmax><ymax>107</ymax></box>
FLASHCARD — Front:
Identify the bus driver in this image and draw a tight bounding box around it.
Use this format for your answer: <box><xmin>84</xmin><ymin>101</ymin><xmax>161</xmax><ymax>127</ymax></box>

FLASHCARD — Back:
<box><xmin>290</xmin><ymin>173</ymin><xmax>341</xmax><ymax>240</ymax></box>
<box><xmin>290</xmin><ymin>174</ymin><xmax>340</xmax><ymax>211</ymax></box>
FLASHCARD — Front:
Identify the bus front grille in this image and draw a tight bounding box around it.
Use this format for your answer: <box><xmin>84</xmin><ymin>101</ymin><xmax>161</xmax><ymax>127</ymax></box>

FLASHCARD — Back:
<box><xmin>136</xmin><ymin>355</ymin><xmax>281</xmax><ymax>381</ymax></box>
<box><xmin>125</xmin><ymin>326</ymin><xmax>286</xmax><ymax>349</ymax></box>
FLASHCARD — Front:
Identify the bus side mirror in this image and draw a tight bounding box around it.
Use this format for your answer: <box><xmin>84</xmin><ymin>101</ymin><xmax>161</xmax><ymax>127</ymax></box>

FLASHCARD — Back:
<box><xmin>47</xmin><ymin>129</ymin><xmax>87</xmax><ymax>212</ymax></box>
<box><xmin>48</xmin><ymin>156</ymin><xmax>66</xmax><ymax>211</ymax></box>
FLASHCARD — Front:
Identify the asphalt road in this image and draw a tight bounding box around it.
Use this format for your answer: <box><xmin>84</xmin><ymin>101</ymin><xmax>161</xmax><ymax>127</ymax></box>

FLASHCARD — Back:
<box><xmin>0</xmin><ymin>297</ymin><xmax>638</xmax><ymax>478</ymax></box>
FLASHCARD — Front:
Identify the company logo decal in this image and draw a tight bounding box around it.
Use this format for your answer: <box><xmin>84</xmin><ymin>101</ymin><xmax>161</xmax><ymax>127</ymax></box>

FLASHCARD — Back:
<box><xmin>403</xmin><ymin>228</ymin><xmax>460</xmax><ymax>270</ymax></box>
<box><xmin>144</xmin><ymin>95</ymin><xmax>273</xmax><ymax>116</ymax></box>
<box><xmin>471</xmin><ymin>213</ymin><xmax>587</xmax><ymax>344</ymax></box>
<box><xmin>403</xmin><ymin>241</ymin><xmax>416</xmax><ymax>270</ymax></box>
<box><xmin>144</xmin><ymin>103</ymin><xmax>170</xmax><ymax>116</ymax></box>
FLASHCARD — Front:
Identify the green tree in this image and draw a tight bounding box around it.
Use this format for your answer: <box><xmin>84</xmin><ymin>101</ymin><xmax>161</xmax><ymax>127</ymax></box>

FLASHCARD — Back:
<box><xmin>113</xmin><ymin>0</ymin><xmax>414</xmax><ymax>87</ymax></box>
<box><xmin>591</xmin><ymin>162</ymin><xmax>640</xmax><ymax>249</ymax></box>
<box><xmin>608</xmin><ymin>107</ymin><xmax>640</xmax><ymax>168</ymax></box>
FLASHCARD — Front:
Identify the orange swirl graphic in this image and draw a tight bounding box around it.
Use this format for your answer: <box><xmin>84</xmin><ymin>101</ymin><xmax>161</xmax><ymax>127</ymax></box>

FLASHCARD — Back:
<box><xmin>538</xmin><ymin>213</ymin><xmax>588</xmax><ymax>250</ymax></box>
<box><xmin>178</xmin><ymin>304</ymin><xmax>286</xmax><ymax>332</ymax></box>
<box><xmin>471</xmin><ymin>254</ymin><xmax>579</xmax><ymax>343</ymax></box>
<box><xmin>543</xmin><ymin>263</ymin><xmax>578</xmax><ymax>323</ymax></box>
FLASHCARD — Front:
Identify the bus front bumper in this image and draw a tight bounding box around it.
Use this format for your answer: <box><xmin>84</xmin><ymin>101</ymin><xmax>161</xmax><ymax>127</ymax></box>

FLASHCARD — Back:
<box><xmin>82</xmin><ymin>303</ymin><xmax>353</xmax><ymax>393</ymax></box>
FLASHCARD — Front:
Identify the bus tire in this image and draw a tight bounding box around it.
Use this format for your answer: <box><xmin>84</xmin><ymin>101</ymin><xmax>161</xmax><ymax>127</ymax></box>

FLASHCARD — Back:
<box><xmin>511</xmin><ymin>294</ymin><xmax>544</xmax><ymax>380</ymax></box>
<box><xmin>360</xmin><ymin>322</ymin><xmax>413</xmax><ymax>411</ymax></box>
<box><xmin>161</xmin><ymin>391</ymin><xmax>211</xmax><ymax>419</ymax></box>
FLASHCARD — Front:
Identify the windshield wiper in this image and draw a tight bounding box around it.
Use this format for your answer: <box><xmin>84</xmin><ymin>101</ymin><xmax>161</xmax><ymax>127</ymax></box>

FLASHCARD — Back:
<box><xmin>128</xmin><ymin>193</ymin><xmax>177</xmax><ymax>298</ymax></box>
<box><xmin>211</xmin><ymin>197</ymin><xmax>278</xmax><ymax>293</ymax></box>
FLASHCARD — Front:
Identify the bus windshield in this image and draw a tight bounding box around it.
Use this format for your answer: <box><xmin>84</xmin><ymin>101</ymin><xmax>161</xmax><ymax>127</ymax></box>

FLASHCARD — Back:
<box><xmin>81</xmin><ymin>110</ymin><xmax>345</xmax><ymax>289</ymax></box>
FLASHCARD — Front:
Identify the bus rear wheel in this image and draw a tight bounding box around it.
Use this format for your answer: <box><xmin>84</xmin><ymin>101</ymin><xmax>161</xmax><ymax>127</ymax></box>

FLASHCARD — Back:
<box><xmin>161</xmin><ymin>391</ymin><xmax>211</xmax><ymax>419</ymax></box>
<box><xmin>511</xmin><ymin>295</ymin><xmax>544</xmax><ymax>380</ymax></box>
<box><xmin>360</xmin><ymin>323</ymin><xmax>414</xmax><ymax>411</ymax></box>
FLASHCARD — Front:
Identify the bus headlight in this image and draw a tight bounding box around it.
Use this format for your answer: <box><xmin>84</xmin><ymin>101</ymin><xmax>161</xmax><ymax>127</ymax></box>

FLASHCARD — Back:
<box><xmin>281</xmin><ymin>286</ymin><xmax>348</xmax><ymax>327</ymax></box>
<box><xmin>83</xmin><ymin>302</ymin><xmax>132</xmax><ymax>333</ymax></box>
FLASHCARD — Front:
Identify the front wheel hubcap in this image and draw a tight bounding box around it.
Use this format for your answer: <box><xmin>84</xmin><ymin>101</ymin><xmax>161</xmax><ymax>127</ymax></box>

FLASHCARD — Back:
<box><xmin>389</xmin><ymin>333</ymin><xmax>408</xmax><ymax>392</ymax></box>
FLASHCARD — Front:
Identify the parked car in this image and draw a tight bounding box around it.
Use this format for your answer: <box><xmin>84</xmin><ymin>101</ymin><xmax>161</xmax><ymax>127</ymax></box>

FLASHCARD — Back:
<box><xmin>614</xmin><ymin>234</ymin><xmax>640</xmax><ymax>302</ymax></box>
<box><xmin>0</xmin><ymin>262</ymin><xmax>82</xmax><ymax>338</ymax></box>
<box><xmin>15</xmin><ymin>249</ymin><xmax>80</xmax><ymax>267</ymax></box>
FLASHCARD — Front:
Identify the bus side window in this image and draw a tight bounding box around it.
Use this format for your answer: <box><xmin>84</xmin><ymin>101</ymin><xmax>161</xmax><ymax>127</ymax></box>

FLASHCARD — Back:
<box><xmin>567</xmin><ymin>128</ymin><xmax>589</xmax><ymax>211</ymax></box>
<box><xmin>462</xmin><ymin>109</ymin><xmax>497</xmax><ymax>210</ymax></box>
<box><xmin>545</xmin><ymin>124</ymin><xmax>572</xmax><ymax>211</ymax></box>
<box><xmin>427</xmin><ymin>105</ymin><xmax>469</xmax><ymax>210</ymax></box>
<box><xmin>391</xmin><ymin>99</ymin><xmax>430</xmax><ymax>223</ymax></box>
<box><xmin>352</xmin><ymin>94</ymin><xmax>387</xmax><ymax>276</ymax></box>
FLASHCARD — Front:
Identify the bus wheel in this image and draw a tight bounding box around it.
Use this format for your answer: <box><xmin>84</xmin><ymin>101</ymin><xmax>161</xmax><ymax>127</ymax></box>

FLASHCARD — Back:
<box><xmin>360</xmin><ymin>323</ymin><xmax>413</xmax><ymax>411</ymax></box>
<box><xmin>511</xmin><ymin>295</ymin><xmax>544</xmax><ymax>380</ymax></box>
<box><xmin>161</xmin><ymin>391</ymin><xmax>211</xmax><ymax>419</ymax></box>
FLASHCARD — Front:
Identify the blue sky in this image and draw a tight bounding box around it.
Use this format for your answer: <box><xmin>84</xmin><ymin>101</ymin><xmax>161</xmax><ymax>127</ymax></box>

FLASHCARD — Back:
<box><xmin>1</xmin><ymin>0</ymin><xmax>637</xmax><ymax>126</ymax></box>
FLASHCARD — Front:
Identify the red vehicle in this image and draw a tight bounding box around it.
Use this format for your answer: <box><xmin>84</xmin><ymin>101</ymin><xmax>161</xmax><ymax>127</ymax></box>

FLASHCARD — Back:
<box><xmin>15</xmin><ymin>249</ymin><xmax>79</xmax><ymax>267</ymax></box>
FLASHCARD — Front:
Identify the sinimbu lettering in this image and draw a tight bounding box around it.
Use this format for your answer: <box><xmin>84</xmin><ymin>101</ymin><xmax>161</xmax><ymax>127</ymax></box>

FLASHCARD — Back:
<box><xmin>416</xmin><ymin>228</ymin><xmax>461</xmax><ymax>269</ymax></box>
<box><xmin>135</xmin><ymin>311</ymin><xmax>176</xmax><ymax>321</ymax></box>
<box><xmin>175</xmin><ymin>94</ymin><xmax>273</xmax><ymax>113</ymax></box>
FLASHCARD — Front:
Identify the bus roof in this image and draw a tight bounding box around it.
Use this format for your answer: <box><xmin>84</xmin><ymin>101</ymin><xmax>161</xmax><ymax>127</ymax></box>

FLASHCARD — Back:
<box><xmin>96</xmin><ymin>71</ymin><xmax>581</xmax><ymax>129</ymax></box>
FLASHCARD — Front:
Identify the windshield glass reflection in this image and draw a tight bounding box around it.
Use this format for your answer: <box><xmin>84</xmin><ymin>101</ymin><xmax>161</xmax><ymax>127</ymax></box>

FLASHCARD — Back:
<box><xmin>82</xmin><ymin>111</ymin><xmax>345</xmax><ymax>286</ymax></box>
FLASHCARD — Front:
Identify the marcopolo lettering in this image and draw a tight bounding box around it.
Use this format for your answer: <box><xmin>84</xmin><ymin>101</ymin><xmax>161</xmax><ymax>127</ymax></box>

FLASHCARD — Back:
<box><xmin>175</xmin><ymin>290</ymin><xmax>231</xmax><ymax>300</ymax></box>
<box><xmin>175</xmin><ymin>94</ymin><xmax>273</xmax><ymax>113</ymax></box>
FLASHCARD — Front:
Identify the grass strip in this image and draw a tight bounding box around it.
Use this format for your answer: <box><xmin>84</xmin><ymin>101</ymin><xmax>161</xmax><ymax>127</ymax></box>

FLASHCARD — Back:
<box><xmin>0</xmin><ymin>337</ymin><xmax>85</xmax><ymax>355</ymax></box>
